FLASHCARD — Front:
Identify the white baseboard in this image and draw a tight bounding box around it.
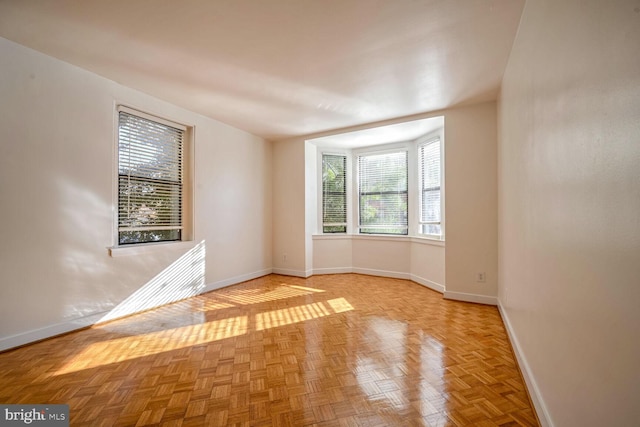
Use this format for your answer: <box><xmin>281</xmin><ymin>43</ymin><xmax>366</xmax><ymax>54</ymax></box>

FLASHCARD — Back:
<box><xmin>410</xmin><ymin>274</ymin><xmax>445</xmax><ymax>293</ymax></box>
<box><xmin>271</xmin><ymin>267</ymin><xmax>312</xmax><ymax>278</ymax></box>
<box><xmin>0</xmin><ymin>311</ymin><xmax>108</xmax><ymax>353</ymax></box>
<box><xmin>312</xmin><ymin>267</ymin><xmax>353</xmax><ymax>275</ymax></box>
<box><xmin>203</xmin><ymin>268</ymin><xmax>273</xmax><ymax>292</ymax></box>
<box><xmin>352</xmin><ymin>267</ymin><xmax>411</xmax><ymax>280</ymax></box>
<box><xmin>443</xmin><ymin>290</ymin><xmax>497</xmax><ymax>305</ymax></box>
<box><xmin>312</xmin><ymin>267</ymin><xmax>410</xmax><ymax>279</ymax></box>
<box><xmin>312</xmin><ymin>268</ymin><xmax>445</xmax><ymax>294</ymax></box>
<box><xmin>498</xmin><ymin>302</ymin><xmax>553</xmax><ymax>427</ymax></box>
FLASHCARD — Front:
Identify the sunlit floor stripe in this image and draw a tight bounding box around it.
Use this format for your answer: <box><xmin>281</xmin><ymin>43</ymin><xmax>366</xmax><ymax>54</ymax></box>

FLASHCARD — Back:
<box><xmin>55</xmin><ymin>316</ymin><xmax>248</xmax><ymax>375</ymax></box>
<box><xmin>256</xmin><ymin>298</ymin><xmax>354</xmax><ymax>331</ymax></box>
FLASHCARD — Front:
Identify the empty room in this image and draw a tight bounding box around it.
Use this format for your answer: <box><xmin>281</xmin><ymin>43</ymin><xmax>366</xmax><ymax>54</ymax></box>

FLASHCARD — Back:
<box><xmin>0</xmin><ymin>1</ymin><xmax>638</xmax><ymax>426</ymax></box>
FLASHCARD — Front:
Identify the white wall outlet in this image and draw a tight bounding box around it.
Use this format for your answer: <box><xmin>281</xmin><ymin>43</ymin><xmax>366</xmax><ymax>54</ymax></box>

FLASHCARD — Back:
<box><xmin>477</xmin><ymin>272</ymin><xmax>486</xmax><ymax>282</ymax></box>
<box><xmin>282</xmin><ymin>253</ymin><xmax>288</xmax><ymax>263</ymax></box>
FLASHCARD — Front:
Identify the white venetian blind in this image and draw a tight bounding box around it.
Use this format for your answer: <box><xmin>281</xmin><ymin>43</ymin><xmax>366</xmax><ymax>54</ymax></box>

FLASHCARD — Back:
<box><xmin>322</xmin><ymin>154</ymin><xmax>347</xmax><ymax>233</ymax></box>
<box><xmin>419</xmin><ymin>138</ymin><xmax>442</xmax><ymax>236</ymax></box>
<box><xmin>358</xmin><ymin>151</ymin><xmax>408</xmax><ymax>235</ymax></box>
<box><xmin>118</xmin><ymin>109</ymin><xmax>184</xmax><ymax>245</ymax></box>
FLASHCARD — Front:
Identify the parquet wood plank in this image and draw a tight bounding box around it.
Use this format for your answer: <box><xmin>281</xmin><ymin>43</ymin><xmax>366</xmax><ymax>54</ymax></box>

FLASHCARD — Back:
<box><xmin>0</xmin><ymin>274</ymin><xmax>538</xmax><ymax>426</ymax></box>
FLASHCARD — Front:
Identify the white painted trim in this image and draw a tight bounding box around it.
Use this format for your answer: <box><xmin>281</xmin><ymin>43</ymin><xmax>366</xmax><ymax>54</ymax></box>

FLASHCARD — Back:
<box><xmin>351</xmin><ymin>268</ymin><xmax>411</xmax><ymax>280</ymax></box>
<box><xmin>410</xmin><ymin>274</ymin><xmax>445</xmax><ymax>293</ymax></box>
<box><xmin>351</xmin><ymin>234</ymin><xmax>411</xmax><ymax>243</ymax></box>
<box><xmin>443</xmin><ymin>290</ymin><xmax>497</xmax><ymax>306</ymax></box>
<box><xmin>312</xmin><ymin>233</ymin><xmax>445</xmax><ymax>246</ymax></box>
<box><xmin>498</xmin><ymin>302</ymin><xmax>553</xmax><ymax>427</ymax></box>
<box><xmin>203</xmin><ymin>268</ymin><xmax>273</xmax><ymax>292</ymax></box>
<box><xmin>312</xmin><ymin>267</ymin><xmax>354</xmax><ymax>275</ymax></box>
<box><xmin>311</xmin><ymin>268</ymin><xmax>445</xmax><ymax>295</ymax></box>
<box><xmin>271</xmin><ymin>268</ymin><xmax>310</xmax><ymax>278</ymax></box>
<box><xmin>312</xmin><ymin>234</ymin><xmax>352</xmax><ymax>240</ymax></box>
<box><xmin>0</xmin><ymin>311</ymin><xmax>108</xmax><ymax>352</ymax></box>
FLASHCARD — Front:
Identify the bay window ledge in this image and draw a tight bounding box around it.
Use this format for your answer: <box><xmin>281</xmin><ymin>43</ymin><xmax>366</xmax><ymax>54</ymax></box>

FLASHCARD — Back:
<box><xmin>312</xmin><ymin>233</ymin><xmax>444</xmax><ymax>247</ymax></box>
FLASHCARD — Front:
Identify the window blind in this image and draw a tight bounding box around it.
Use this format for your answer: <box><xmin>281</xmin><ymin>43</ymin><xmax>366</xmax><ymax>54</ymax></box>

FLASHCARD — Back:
<box><xmin>358</xmin><ymin>151</ymin><xmax>408</xmax><ymax>235</ymax></box>
<box><xmin>322</xmin><ymin>154</ymin><xmax>347</xmax><ymax>233</ymax></box>
<box><xmin>419</xmin><ymin>139</ymin><xmax>441</xmax><ymax>236</ymax></box>
<box><xmin>118</xmin><ymin>110</ymin><xmax>184</xmax><ymax>245</ymax></box>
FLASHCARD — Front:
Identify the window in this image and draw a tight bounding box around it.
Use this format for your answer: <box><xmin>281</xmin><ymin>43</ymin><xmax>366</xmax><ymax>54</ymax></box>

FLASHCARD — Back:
<box><xmin>312</xmin><ymin>117</ymin><xmax>444</xmax><ymax>240</ymax></box>
<box><xmin>117</xmin><ymin>108</ymin><xmax>185</xmax><ymax>245</ymax></box>
<box><xmin>358</xmin><ymin>150</ymin><xmax>408</xmax><ymax>235</ymax></box>
<box><xmin>322</xmin><ymin>154</ymin><xmax>347</xmax><ymax>233</ymax></box>
<box><xmin>418</xmin><ymin>138</ymin><xmax>442</xmax><ymax>236</ymax></box>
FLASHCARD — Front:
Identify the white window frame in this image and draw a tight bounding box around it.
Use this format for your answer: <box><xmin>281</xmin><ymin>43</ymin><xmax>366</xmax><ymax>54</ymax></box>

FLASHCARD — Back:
<box><xmin>112</xmin><ymin>106</ymin><xmax>193</xmax><ymax>252</ymax></box>
<box><xmin>354</xmin><ymin>144</ymin><xmax>411</xmax><ymax>236</ymax></box>
<box><xmin>417</xmin><ymin>133</ymin><xmax>445</xmax><ymax>240</ymax></box>
<box><xmin>315</xmin><ymin>130</ymin><xmax>444</xmax><ymax>242</ymax></box>
<box><xmin>320</xmin><ymin>152</ymin><xmax>349</xmax><ymax>233</ymax></box>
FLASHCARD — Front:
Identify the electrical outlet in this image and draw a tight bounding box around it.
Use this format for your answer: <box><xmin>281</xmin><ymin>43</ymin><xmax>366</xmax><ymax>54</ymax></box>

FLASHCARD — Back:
<box><xmin>477</xmin><ymin>272</ymin><xmax>486</xmax><ymax>283</ymax></box>
<box><xmin>282</xmin><ymin>253</ymin><xmax>288</xmax><ymax>263</ymax></box>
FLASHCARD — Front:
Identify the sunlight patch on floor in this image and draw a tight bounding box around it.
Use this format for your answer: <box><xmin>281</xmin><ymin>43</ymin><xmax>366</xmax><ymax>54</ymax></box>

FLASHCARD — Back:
<box><xmin>256</xmin><ymin>298</ymin><xmax>353</xmax><ymax>331</ymax></box>
<box><xmin>55</xmin><ymin>315</ymin><xmax>247</xmax><ymax>375</ymax></box>
<box><xmin>217</xmin><ymin>284</ymin><xmax>325</xmax><ymax>306</ymax></box>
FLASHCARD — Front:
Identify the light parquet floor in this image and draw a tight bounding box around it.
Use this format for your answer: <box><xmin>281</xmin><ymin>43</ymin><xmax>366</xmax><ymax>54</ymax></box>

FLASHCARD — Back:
<box><xmin>0</xmin><ymin>274</ymin><xmax>539</xmax><ymax>426</ymax></box>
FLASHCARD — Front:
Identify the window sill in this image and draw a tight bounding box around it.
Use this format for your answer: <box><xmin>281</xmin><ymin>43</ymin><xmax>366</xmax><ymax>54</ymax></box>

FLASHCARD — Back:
<box><xmin>312</xmin><ymin>234</ymin><xmax>353</xmax><ymax>240</ymax></box>
<box><xmin>410</xmin><ymin>236</ymin><xmax>445</xmax><ymax>247</ymax></box>
<box><xmin>108</xmin><ymin>240</ymin><xmax>197</xmax><ymax>257</ymax></box>
<box><xmin>312</xmin><ymin>234</ymin><xmax>445</xmax><ymax>247</ymax></box>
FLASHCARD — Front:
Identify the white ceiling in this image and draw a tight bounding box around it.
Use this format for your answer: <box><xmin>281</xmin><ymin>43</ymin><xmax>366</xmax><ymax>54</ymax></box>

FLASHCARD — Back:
<box><xmin>0</xmin><ymin>0</ymin><xmax>524</xmax><ymax>141</ymax></box>
<box><xmin>310</xmin><ymin>116</ymin><xmax>444</xmax><ymax>149</ymax></box>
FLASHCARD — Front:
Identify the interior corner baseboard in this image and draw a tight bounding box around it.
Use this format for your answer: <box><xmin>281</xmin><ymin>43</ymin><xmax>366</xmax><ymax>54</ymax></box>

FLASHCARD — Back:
<box><xmin>204</xmin><ymin>268</ymin><xmax>273</xmax><ymax>292</ymax></box>
<box><xmin>498</xmin><ymin>302</ymin><xmax>553</xmax><ymax>427</ymax></box>
<box><xmin>443</xmin><ymin>290</ymin><xmax>497</xmax><ymax>305</ymax></box>
<box><xmin>312</xmin><ymin>267</ymin><xmax>353</xmax><ymax>275</ymax></box>
<box><xmin>271</xmin><ymin>268</ymin><xmax>310</xmax><ymax>278</ymax></box>
<box><xmin>0</xmin><ymin>311</ymin><xmax>108</xmax><ymax>353</ymax></box>
<box><xmin>410</xmin><ymin>274</ymin><xmax>445</xmax><ymax>293</ymax></box>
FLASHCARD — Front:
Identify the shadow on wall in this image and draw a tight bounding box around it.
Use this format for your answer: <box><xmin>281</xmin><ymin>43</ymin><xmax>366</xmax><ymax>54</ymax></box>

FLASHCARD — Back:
<box><xmin>100</xmin><ymin>241</ymin><xmax>206</xmax><ymax>323</ymax></box>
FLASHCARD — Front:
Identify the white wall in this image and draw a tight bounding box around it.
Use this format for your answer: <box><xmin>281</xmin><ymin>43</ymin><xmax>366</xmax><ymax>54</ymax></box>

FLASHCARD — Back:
<box><xmin>444</xmin><ymin>102</ymin><xmax>498</xmax><ymax>304</ymax></box>
<box><xmin>312</xmin><ymin>236</ymin><xmax>353</xmax><ymax>274</ymax></box>
<box><xmin>0</xmin><ymin>37</ymin><xmax>272</xmax><ymax>350</ymax></box>
<box><xmin>410</xmin><ymin>240</ymin><xmax>445</xmax><ymax>292</ymax></box>
<box><xmin>498</xmin><ymin>1</ymin><xmax>640</xmax><ymax>426</ymax></box>
<box><xmin>272</xmin><ymin>138</ymin><xmax>308</xmax><ymax>276</ymax></box>
<box><xmin>352</xmin><ymin>237</ymin><xmax>411</xmax><ymax>276</ymax></box>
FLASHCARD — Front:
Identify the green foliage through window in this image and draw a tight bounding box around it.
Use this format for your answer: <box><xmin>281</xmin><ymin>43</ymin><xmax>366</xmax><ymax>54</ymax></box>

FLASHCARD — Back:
<box><xmin>358</xmin><ymin>151</ymin><xmax>408</xmax><ymax>235</ymax></box>
<box><xmin>419</xmin><ymin>139</ymin><xmax>442</xmax><ymax>236</ymax></box>
<box><xmin>118</xmin><ymin>110</ymin><xmax>184</xmax><ymax>245</ymax></box>
<box><xmin>322</xmin><ymin>154</ymin><xmax>347</xmax><ymax>233</ymax></box>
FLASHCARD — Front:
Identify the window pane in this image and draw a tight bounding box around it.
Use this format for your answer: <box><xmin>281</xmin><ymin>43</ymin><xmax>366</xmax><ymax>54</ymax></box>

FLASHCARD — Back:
<box><xmin>358</xmin><ymin>151</ymin><xmax>408</xmax><ymax>235</ymax></box>
<box><xmin>421</xmin><ymin>189</ymin><xmax>440</xmax><ymax>223</ymax></box>
<box><xmin>118</xmin><ymin>111</ymin><xmax>183</xmax><ymax>244</ymax></box>
<box><xmin>119</xmin><ymin>229</ymin><xmax>181</xmax><ymax>245</ymax></box>
<box><xmin>118</xmin><ymin>177</ymin><xmax>182</xmax><ymax>228</ymax></box>
<box><xmin>322</xmin><ymin>154</ymin><xmax>347</xmax><ymax>233</ymax></box>
<box><xmin>419</xmin><ymin>139</ymin><xmax>442</xmax><ymax>236</ymax></box>
<box><xmin>420</xmin><ymin>224</ymin><xmax>442</xmax><ymax>235</ymax></box>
